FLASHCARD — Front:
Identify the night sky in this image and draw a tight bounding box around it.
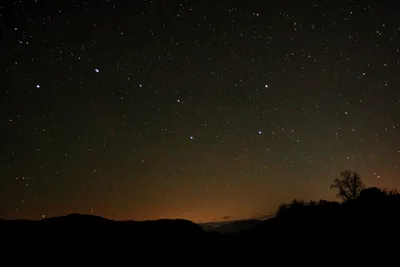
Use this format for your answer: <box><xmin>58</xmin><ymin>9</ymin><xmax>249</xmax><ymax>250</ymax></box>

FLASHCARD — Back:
<box><xmin>2</xmin><ymin>0</ymin><xmax>400</xmax><ymax>223</ymax></box>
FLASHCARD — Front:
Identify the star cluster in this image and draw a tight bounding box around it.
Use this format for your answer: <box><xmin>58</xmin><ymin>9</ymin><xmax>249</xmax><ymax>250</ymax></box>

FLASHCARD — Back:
<box><xmin>1</xmin><ymin>0</ymin><xmax>400</xmax><ymax>222</ymax></box>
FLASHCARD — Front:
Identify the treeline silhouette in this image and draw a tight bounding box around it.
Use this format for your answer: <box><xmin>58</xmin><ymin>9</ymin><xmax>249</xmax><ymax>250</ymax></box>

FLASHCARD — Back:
<box><xmin>2</xmin><ymin>170</ymin><xmax>400</xmax><ymax>245</ymax></box>
<box><xmin>228</xmin><ymin>171</ymin><xmax>400</xmax><ymax>243</ymax></box>
<box><xmin>232</xmin><ymin>186</ymin><xmax>400</xmax><ymax>241</ymax></box>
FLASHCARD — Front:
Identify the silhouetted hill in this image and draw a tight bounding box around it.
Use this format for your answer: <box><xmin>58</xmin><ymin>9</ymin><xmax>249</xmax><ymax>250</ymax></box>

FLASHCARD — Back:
<box><xmin>42</xmin><ymin>213</ymin><xmax>113</xmax><ymax>224</ymax></box>
<box><xmin>0</xmin><ymin>213</ymin><xmax>206</xmax><ymax>242</ymax></box>
<box><xmin>201</xmin><ymin>219</ymin><xmax>263</xmax><ymax>233</ymax></box>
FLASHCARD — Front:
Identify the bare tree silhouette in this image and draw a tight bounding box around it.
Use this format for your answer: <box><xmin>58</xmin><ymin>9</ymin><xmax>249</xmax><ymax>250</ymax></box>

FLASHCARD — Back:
<box><xmin>383</xmin><ymin>188</ymin><xmax>399</xmax><ymax>196</ymax></box>
<box><xmin>330</xmin><ymin>170</ymin><xmax>365</xmax><ymax>201</ymax></box>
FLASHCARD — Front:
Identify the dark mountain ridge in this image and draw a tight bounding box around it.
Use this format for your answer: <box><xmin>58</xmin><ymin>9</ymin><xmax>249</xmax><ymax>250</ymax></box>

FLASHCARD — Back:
<box><xmin>0</xmin><ymin>213</ymin><xmax>206</xmax><ymax>242</ymax></box>
<box><xmin>2</xmin><ymin>187</ymin><xmax>400</xmax><ymax>245</ymax></box>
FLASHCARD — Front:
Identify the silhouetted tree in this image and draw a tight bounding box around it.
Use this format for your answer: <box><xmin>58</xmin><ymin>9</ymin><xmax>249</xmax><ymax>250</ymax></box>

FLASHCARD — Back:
<box><xmin>330</xmin><ymin>170</ymin><xmax>364</xmax><ymax>201</ymax></box>
<box><xmin>289</xmin><ymin>199</ymin><xmax>304</xmax><ymax>209</ymax></box>
<box><xmin>276</xmin><ymin>199</ymin><xmax>305</xmax><ymax>218</ymax></box>
<box><xmin>309</xmin><ymin>201</ymin><xmax>317</xmax><ymax>206</ymax></box>
<box><xmin>382</xmin><ymin>188</ymin><xmax>399</xmax><ymax>196</ymax></box>
<box><xmin>359</xmin><ymin>187</ymin><xmax>385</xmax><ymax>202</ymax></box>
<box><xmin>276</xmin><ymin>203</ymin><xmax>289</xmax><ymax>217</ymax></box>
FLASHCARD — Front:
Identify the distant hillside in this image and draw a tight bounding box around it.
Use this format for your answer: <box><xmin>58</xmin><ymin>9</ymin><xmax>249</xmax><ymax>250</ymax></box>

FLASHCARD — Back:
<box><xmin>0</xmin><ymin>213</ymin><xmax>206</xmax><ymax>241</ymax></box>
<box><xmin>200</xmin><ymin>219</ymin><xmax>263</xmax><ymax>233</ymax></box>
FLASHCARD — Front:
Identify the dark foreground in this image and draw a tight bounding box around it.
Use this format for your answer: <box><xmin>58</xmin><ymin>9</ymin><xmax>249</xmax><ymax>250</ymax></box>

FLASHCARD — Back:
<box><xmin>2</xmin><ymin>187</ymin><xmax>400</xmax><ymax>251</ymax></box>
